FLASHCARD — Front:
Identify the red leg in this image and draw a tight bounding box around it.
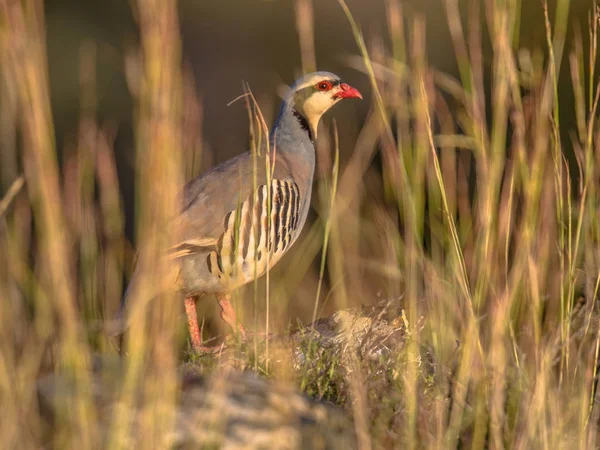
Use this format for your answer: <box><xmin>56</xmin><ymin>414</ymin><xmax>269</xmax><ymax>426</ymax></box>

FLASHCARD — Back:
<box><xmin>217</xmin><ymin>293</ymin><xmax>246</xmax><ymax>340</ymax></box>
<box><xmin>184</xmin><ymin>296</ymin><xmax>219</xmax><ymax>353</ymax></box>
<box><xmin>184</xmin><ymin>296</ymin><xmax>202</xmax><ymax>351</ymax></box>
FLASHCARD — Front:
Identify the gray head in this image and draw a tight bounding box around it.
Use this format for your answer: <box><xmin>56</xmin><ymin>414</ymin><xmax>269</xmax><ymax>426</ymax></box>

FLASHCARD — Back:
<box><xmin>283</xmin><ymin>71</ymin><xmax>362</xmax><ymax>138</ymax></box>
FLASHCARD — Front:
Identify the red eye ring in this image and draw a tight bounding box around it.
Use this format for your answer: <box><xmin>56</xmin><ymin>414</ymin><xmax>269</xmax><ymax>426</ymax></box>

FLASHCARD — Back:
<box><xmin>317</xmin><ymin>81</ymin><xmax>332</xmax><ymax>91</ymax></box>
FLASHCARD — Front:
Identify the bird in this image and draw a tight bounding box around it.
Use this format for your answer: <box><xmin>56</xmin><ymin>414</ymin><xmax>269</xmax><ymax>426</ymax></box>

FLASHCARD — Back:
<box><xmin>111</xmin><ymin>71</ymin><xmax>362</xmax><ymax>353</ymax></box>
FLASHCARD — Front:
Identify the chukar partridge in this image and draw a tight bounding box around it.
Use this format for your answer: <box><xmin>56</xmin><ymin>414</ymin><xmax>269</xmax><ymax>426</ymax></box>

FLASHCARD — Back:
<box><xmin>113</xmin><ymin>71</ymin><xmax>362</xmax><ymax>352</ymax></box>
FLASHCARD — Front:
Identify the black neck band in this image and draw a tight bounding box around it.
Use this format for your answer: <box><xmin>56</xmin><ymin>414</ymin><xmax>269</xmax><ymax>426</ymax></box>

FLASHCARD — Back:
<box><xmin>292</xmin><ymin>109</ymin><xmax>313</xmax><ymax>142</ymax></box>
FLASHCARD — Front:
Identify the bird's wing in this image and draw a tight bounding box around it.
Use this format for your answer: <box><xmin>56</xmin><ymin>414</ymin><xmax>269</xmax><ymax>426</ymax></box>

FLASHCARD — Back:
<box><xmin>204</xmin><ymin>176</ymin><xmax>303</xmax><ymax>284</ymax></box>
<box><xmin>167</xmin><ymin>151</ymin><xmax>295</xmax><ymax>259</ymax></box>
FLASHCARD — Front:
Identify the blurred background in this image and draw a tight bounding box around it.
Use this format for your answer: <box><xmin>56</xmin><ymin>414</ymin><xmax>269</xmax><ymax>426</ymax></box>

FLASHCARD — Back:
<box><xmin>38</xmin><ymin>0</ymin><xmax>594</xmax><ymax>162</ymax></box>
<box><xmin>3</xmin><ymin>0</ymin><xmax>593</xmax><ymax>323</ymax></box>
<box><xmin>3</xmin><ymin>0</ymin><xmax>600</xmax><ymax>447</ymax></box>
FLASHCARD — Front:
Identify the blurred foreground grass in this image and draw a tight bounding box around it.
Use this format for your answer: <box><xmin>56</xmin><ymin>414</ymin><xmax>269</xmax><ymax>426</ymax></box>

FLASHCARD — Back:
<box><xmin>2</xmin><ymin>0</ymin><xmax>600</xmax><ymax>448</ymax></box>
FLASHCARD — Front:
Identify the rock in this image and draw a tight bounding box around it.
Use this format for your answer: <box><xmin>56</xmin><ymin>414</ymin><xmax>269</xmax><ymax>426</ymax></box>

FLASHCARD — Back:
<box><xmin>37</xmin><ymin>356</ymin><xmax>356</xmax><ymax>450</ymax></box>
<box><xmin>176</xmin><ymin>369</ymin><xmax>356</xmax><ymax>450</ymax></box>
<box><xmin>293</xmin><ymin>300</ymin><xmax>407</xmax><ymax>366</ymax></box>
<box><xmin>36</xmin><ymin>301</ymin><xmax>419</xmax><ymax>448</ymax></box>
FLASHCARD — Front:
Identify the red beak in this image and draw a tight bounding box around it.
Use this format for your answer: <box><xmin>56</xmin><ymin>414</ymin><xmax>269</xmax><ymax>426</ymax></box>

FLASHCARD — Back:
<box><xmin>334</xmin><ymin>83</ymin><xmax>363</xmax><ymax>100</ymax></box>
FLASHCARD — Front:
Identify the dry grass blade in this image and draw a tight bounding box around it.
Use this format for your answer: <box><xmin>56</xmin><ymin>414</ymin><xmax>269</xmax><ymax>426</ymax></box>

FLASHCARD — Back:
<box><xmin>107</xmin><ymin>0</ymin><xmax>183</xmax><ymax>447</ymax></box>
<box><xmin>2</xmin><ymin>0</ymin><xmax>96</xmax><ymax>447</ymax></box>
<box><xmin>0</xmin><ymin>175</ymin><xmax>24</xmax><ymax>218</ymax></box>
<box><xmin>311</xmin><ymin>120</ymin><xmax>340</xmax><ymax>328</ymax></box>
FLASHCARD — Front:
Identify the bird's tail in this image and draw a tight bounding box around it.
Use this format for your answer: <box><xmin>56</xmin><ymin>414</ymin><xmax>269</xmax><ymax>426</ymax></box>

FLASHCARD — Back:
<box><xmin>104</xmin><ymin>295</ymin><xmax>128</xmax><ymax>338</ymax></box>
<box><xmin>104</xmin><ymin>261</ymin><xmax>176</xmax><ymax>350</ymax></box>
<box><xmin>105</xmin><ymin>275</ymin><xmax>144</xmax><ymax>355</ymax></box>
<box><xmin>104</xmin><ymin>270</ymin><xmax>140</xmax><ymax>354</ymax></box>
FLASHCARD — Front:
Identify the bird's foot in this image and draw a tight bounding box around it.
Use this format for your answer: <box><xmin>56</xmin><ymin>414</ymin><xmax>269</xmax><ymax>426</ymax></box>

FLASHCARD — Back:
<box><xmin>189</xmin><ymin>333</ymin><xmax>245</xmax><ymax>356</ymax></box>
<box><xmin>217</xmin><ymin>293</ymin><xmax>246</xmax><ymax>342</ymax></box>
<box><xmin>190</xmin><ymin>341</ymin><xmax>227</xmax><ymax>355</ymax></box>
<box><xmin>185</xmin><ymin>294</ymin><xmax>247</xmax><ymax>356</ymax></box>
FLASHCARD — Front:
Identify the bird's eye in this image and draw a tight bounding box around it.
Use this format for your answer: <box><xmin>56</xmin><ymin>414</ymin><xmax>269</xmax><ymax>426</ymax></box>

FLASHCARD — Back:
<box><xmin>317</xmin><ymin>81</ymin><xmax>332</xmax><ymax>91</ymax></box>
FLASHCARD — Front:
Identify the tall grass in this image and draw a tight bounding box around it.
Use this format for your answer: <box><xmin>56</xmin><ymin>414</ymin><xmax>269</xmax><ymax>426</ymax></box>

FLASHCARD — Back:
<box><xmin>1</xmin><ymin>0</ymin><xmax>600</xmax><ymax>448</ymax></box>
<box><xmin>339</xmin><ymin>0</ymin><xmax>600</xmax><ymax>446</ymax></box>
